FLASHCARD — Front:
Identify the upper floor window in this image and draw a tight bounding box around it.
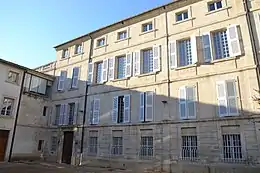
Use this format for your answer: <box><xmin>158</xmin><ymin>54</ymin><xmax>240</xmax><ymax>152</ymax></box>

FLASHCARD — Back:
<box><xmin>139</xmin><ymin>91</ymin><xmax>154</xmax><ymax>122</ymax></box>
<box><xmin>176</xmin><ymin>11</ymin><xmax>188</xmax><ymax>22</ymax></box>
<box><xmin>142</xmin><ymin>22</ymin><xmax>153</xmax><ymax>32</ymax></box>
<box><xmin>28</xmin><ymin>75</ymin><xmax>48</xmax><ymax>95</ymax></box>
<box><xmin>117</xmin><ymin>55</ymin><xmax>126</xmax><ymax>79</ymax></box>
<box><xmin>95</xmin><ymin>62</ymin><xmax>103</xmax><ymax>83</ymax></box>
<box><xmin>71</xmin><ymin>67</ymin><xmax>80</xmax><ymax>88</ymax></box>
<box><xmin>179</xmin><ymin>86</ymin><xmax>196</xmax><ymax>119</ymax></box>
<box><xmin>7</xmin><ymin>71</ymin><xmax>19</xmax><ymax>84</ymax></box>
<box><xmin>118</xmin><ymin>31</ymin><xmax>127</xmax><ymax>40</ymax></box>
<box><xmin>208</xmin><ymin>1</ymin><xmax>222</xmax><ymax>12</ymax></box>
<box><xmin>75</xmin><ymin>44</ymin><xmax>82</xmax><ymax>54</ymax></box>
<box><xmin>112</xmin><ymin>95</ymin><xmax>130</xmax><ymax>124</ymax></box>
<box><xmin>89</xmin><ymin>99</ymin><xmax>100</xmax><ymax>125</ymax></box>
<box><xmin>178</xmin><ymin>39</ymin><xmax>192</xmax><ymax>67</ymax></box>
<box><xmin>62</xmin><ymin>49</ymin><xmax>69</xmax><ymax>59</ymax></box>
<box><xmin>97</xmin><ymin>38</ymin><xmax>105</xmax><ymax>47</ymax></box>
<box><xmin>1</xmin><ymin>97</ymin><xmax>14</xmax><ymax>116</ymax></box>
<box><xmin>57</xmin><ymin>71</ymin><xmax>67</xmax><ymax>91</ymax></box>
<box><xmin>142</xmin><ymin>48</ymin><xmax>153</xmax><ymax>74</ymax></box>
<box><xmin>212</xmin><ymin>30</ymin><xmax>230</xmax><ymax>59</ymax></box>
<box><xmin>68</xmin><ymin>103</ymin><xmax>75</xmax><ymax>125</ymax></box>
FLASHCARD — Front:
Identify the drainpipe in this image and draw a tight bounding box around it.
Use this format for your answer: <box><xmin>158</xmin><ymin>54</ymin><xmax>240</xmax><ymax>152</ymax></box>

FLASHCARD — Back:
<box><xmin>80</xmin><ymin>34</ymin><xmax>93</xmax><ymax>165</ymax></box>
<box><xmin>8</xmin><ymin>70</ymin><xmax>26</xmax><ymax>162</ymax></box>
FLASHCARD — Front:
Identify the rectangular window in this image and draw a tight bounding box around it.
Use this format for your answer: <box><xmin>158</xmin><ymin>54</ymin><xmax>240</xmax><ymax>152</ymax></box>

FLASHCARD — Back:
<box><xmin>142</xmin><ymin>49</ymin><xmax>153</xmax><ymax>74</ymax></box>
<box><xmin>208</xmin><ymin>1</ymin><xmax>222</xmax><ymax>12</ymax></box>
<box><xmin>142</xmin><ymin>22</ymin><xmax>153</xmax><ymax>32</ymax></box>
<box><xmin>38</xmin><ymin>140</ymin><xmax>44</xmax><ymax>151</ymax></box>
<box><xmin>117</xmin><ymin>56</ymin><xmax>126</xmax><ymax>79</ymax></box>
<box><xmin>7</xmin><ymin>71</ymin><xmax>19</xmax><ymax>83</ymax></box>
<box><xmin>112</xmin><ymin>95</ymin><xmax>130</xmax><ymax>124</ymax></box>
<box><xmin>111</xmin><ymin>137</ymin><xmax>123</xmax><ymax>155</ymax></box>
<box><xmin>43</xmin><ymin>106</ymin><xmax>47</xmax><ymax>116</ymax></box>
<box><xmin>140</xmin><ymin>92</ymin><xmax>154</xmax><ymax>122</ymax></box>
<box><xmin>88</xmin><ymin>136</ymin><xmax>98</xmax><ymax>155</ymax></box>
<box><xmin>55</xmin><ymin>105</ymin><xmax>60</xmax><ymax>125</ymax></box>
<box><xmin>62</xmin><ymin>49</ymin><xmax>69</xmax><ymax>58</ymax></box>
<box><xmin>181</xmin><ymin>136</ymin><xmax>198</xmax><ymax>160</ymax></box>
<box><xmin>117</xmin><ymin>96</ymin><xmax>124</xmax><ymax>123</ymax></box>
<box><xmin>178</xmin><ymin>39</ymin><xmax>192</xmax><ymax>67</ymax></box>
<box><xmin>95</xmin><ymin>62</ymin><xmax>103</xmax><ymax>83</ymax></box>
<box><xmin>75</xmin><ymin>44</ymin><xmax>82</xmax><ymax>54</ymax></box>
<box><xmin>68</xmin><ymin>103</ymin><xmax>75</xmax><ymax>125</ymax></box>
<box><xmin>1</xmin><ymin>98</ymin><xmax>14</xmax><ymax>116</ymax></box>
<box><xmin>58</xmin><ymin>71</ymin><xmax>67</xmax><ymax>91</ymax></box>
<box><xmin>97</xmin><ymin>38</ymin><xmax>105</xmax><ymax>47</ymax></box>
<box><xmin>212</xmin><ymin>30</ymin><xmax>229</xmax><ymax>59</ymax></box>
<box><xmin>71</xmin><ymin>67</ymin><xmax>79</xmax><ymax>88</ymax></box>
<box><xmin>223</xmin><ymin>134</ymin><xmax>242</xmax><ymax>162</ymax></box>
<box><xmin>176</xmin><ymin>11</ymin><xmax>188</xmax><ymax>22</ymax></box>
<box><xmin>50</xmin><ymin>136</ymin><xmax>58</xmax><ymax>152</ymax></box>
<box><xmin>118</xmin><ymin>31</ymin><xmax>127</xmax><ymax>40</ymax></box>
<box><xmin>140</xmin><ymin>136</ymin><xmax>153</xmax><ymax>160</ymax></box>
<box><xmin>29</xmin><ymin>75</ymin><xmax>47</xmax><ymax>95</ymax></box>
<box><xmin>179</xmin><ymin>86</ymin><xmax>196</xmax><ymax>119</ymax></box>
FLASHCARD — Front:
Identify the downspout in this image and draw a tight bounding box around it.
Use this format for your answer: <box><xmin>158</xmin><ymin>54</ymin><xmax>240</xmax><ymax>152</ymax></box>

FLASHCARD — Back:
<box><xmin>8</xmin><ymin>70</ymin><xmax>26</xmax><ymax>162</ymax></box>
<box><xmin>80</xmin><ymin>34</ymin><xmax>93</xmax><ymax>165</ymax></box>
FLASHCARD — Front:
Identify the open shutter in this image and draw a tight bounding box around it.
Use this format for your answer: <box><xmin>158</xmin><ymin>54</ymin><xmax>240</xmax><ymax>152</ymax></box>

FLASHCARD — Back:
<box><xmin>226</xmin><ymin>80</ymin><xmax>238</xmax><ymax>116</ymax></box>
<box><xmin>153</xmin><ymin>45</ymin><xmax>161</xmax><ymax>72</ymax></box>
<box><xmin>58</xmin><ymin>71</ymin><xmax>66</xmax><ymax>91</ymax></box>
<box><xmin>133</xmin><ymin>51</ymin><xmax>140</xmax><ymax>76</ymax></box>
<box><xmin>88</xmin><ymin>100</ymin><xmax>94</xmax><ymax>124</ymax></box>
<box><xmin>87</xmin><ymin>63</ymin><xmax>93</xmax><ymax>84</ymax></box>
<box><xmin>73</xmin><ymin>101</ymin><xmax>79</xmax><ymax>125</ymax></box>
<box><xmin>139</xmin><ymin>93</ymin><xmax>145</xmax><ymax>122</ymax></box>
<box><xmin>93</xmin><ymin>99</ymin><xmax>100</xmax><ymax>124</ymax></box>
<box><xmin>124</xmin><ymin>95</ymin><xmax>130</xmax><ymax>123</ymax></box>
<box><xmin>59</xmin><ymin>104</ymin><xmax>64</xmax><ymax>125</ymax></box>
<box><xmin>108</xmin><ymin>57</ymin><xmax>115</xmax><ymax>80</ymax></box>
<box><xmin>72</xmin><ymin>67</ymin><xmax>79</xmax><ymax>88</ymax></box>
<box><xmin>227</xmin><ymin>25</ymin><xmax>242</xmax><ymax>57</ymax></box>
<box><xmin>102</xmin><ymin>59</ymin><xmax>108</xmax><ymax>82</ymax></box>
<box><xmin>125</xmin><ymin>53</ymin><xmax>132</xmax><ymax>77</ymax></box>
<box><xmin>216</xmin><ymin>81</ymin><xmax>228</xmax><ymax>117</ymax></box>
<box><xmin>179</xmin><ymin>87</ymin><xmax>187</xmax><ymax>119</ymax></box>
<box><xmin>146</xmin><ymin>91</ymin><xmax>154</xmax><ymax>121</ymax></box>
<box><xmin>186</xmin><ymin>86</ymin><xmax>196</xmax><ymax>118</ymax></box>
<box><xmin>112</xmin><ymin>96</ymin><xmax>118</xmax><ymax>123</ymax></box>
<box><xmin>169</xmin><ymin>41</ymin><xmax>177</xmax><ymax>68</ymax></box>
<box><xmin>191</xmin><ymin>35</ymin><xmax>198</xmax><ymax>64</ymax></box>
<box><xmin>63</xmin><ymin>104</ymin><xmax>68</xmax><ymax>125</ymax></box>
<box><xmin>202</xmin><ymin>33</ymin><xmax>212</xmax><ymax>63</ymax></box>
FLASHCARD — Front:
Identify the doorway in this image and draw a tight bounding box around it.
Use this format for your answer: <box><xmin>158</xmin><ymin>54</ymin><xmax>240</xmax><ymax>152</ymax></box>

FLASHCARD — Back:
<box><xmin>62</xmin><ymin>131</ymin><xmax>74</xmax><ymax>164</ymax></box>
<box><xmin>0</xmin><ymin>130</ymin><xmax>9</xmax><ymax>161</ymax></box>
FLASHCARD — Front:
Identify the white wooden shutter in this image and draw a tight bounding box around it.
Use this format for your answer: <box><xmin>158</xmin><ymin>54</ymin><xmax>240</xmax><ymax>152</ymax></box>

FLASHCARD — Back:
<box><xmin>112</xmin><ymin>96</ymin><xmax>118</xmax><ymax>123</ymax></box>
<box><xmin>87</xmin><ymin>63</ymin><xmax>93</xmax><ymax>84</ymax></box>
<box><xmin>139</xmin><ymin>93</ymin><xmax>145</xmax><ymax>122</ymax></box>
<box><xmin>226</xmin><ymin>80</ymin><xmax>238</xmax><ymax>116</ymax></box>
<box><xmin>153</xmin><ymin>45</ymin><xmax>161</xmax><ymax>72</ymax></box>
<box><xmin>88</xmin><ymin>100</ymin><xmax>94</xmax><ymax>124</ymax></box>
<box><xmin>216</xmin><ymin>81</ymin><xmax>228</xmax><ymax>117</ymax></box>
<box><xmin>202</xmin><ymin>33</ymin><xmax>212</xmax><ymax>63</ymax></box>
<box><xmin>133</xmin><ymin>51</ymin><xmax>140</xmax><ymax>76</ymax></box>
<box><xmin>125</xmin><ymin>53</ymin><xmax>132</xmax><ymax>77</ymax></box>
<box><xmin>58</xmin><ymin>71</ymin><xmax>66</xmax><ymax>91</ymax></box>
<box><xmin>191</xmin><ymin>35</ymin><xmax>198</xmax><ymax>64</ymax></box>
<box><xmin>186</xmin><ymin>86</ymin><xmax>196</xmax><ymax>118</ymax></box>
<box><xmin>227</xmin><ymin>25</ymin><xmax>242</xmax><ymax>57</ymax></box>
<box><xmin>93</xmin><ymin>99</ymin><xmax>100</xmax><ymax>124</ymax></box>
<box><xmin>102</xmin><ymin>59</ymin><xmax>108</xmax><ymax>82</ymax></box>
<box><xmin>108</xmin><ymin>57</ymin><xmax>115</xmax><ymax>80</ymax></box>
<box><xmin>146</xmin><ymin>91</ymin><xmax>154</xmax><ymax>121</ymax></box>
<box><xmin>179</xmin><ymin>87</ymin><xmax>187</xmax><ymax>119</ymax></box>
<box><xmin>124</xmin><ymin>95</ymin><xmax>130</xmax><ymax>123</ymax></box>
<box><xmin>72</xmin><ymin>67</ymin><xmax>80</xmax><ymax>88</ymax></box>
<box><xmin>73</xmin><ymin>101</ymin><xmax>79</xmax><ymax>125</ymax></box>
<box><xmin>63</xmin><ymin>104</ymin><xmax>68</xmax><ymax>125</ymax></box>
<box><xmin>169</xmin><ymin>41</ymin><xmax>177</xmax><ymax>68</ymax></box>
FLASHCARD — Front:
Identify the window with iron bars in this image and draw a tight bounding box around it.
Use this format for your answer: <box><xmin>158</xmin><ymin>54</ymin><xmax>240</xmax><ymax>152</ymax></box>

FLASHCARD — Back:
<box><xmin>111</xmin><ymin>137</ymin><xmax>123</xmax><ymax>155</ymax></box>
<box><xmin>223</xmin><ymin>134</ymin><xmax>242</xmax><ymax>162</ymax></box>
<box><xmin>181</xmin><ymin>136</ymin><xmax>198</xmax><ymax>160</ymax></box>
<box><xmin>88</xmin><ymin>137</ymin><xmax>98</xmax><ymax>155</ymax></box>
<box><xmin>140</xmin><ymin>136</ymin><xmax>153</xmax><ymax>160</ymax></box>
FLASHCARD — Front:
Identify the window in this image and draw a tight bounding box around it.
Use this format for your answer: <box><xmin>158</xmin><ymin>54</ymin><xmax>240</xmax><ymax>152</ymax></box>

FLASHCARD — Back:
<box><xmin>71</xmin><ymin>67</ymin><xmax>79</xmax><ymax>88</ymax></box>
<box><xmin>178</xmin><ymin>39</ymin><xmax>192</xmax><ymax>67</ymax></box>
<box><xmin>95</xmin><ymin>62</ymin><xmax>103</xmax><ymax>83</ymax></box>
<box><xmin>75</xmin><ymin>44</ymin><xmax>82</xmax><ymax>54</ymax></box>
<box><xmin>142</xmin><ymin>22</ymin><xmax>153</xmax><ymax>32</ymax></box>
<box><xmin>118</xmin><ymin>31</ymin><xmax>127</xmax><ymax>40</ymax></box>
<box><xmin>38</xmin><ymin>140</ymin><xmax>44</xmax><ymax>151</ymax></box>
<box><xmin>7</xmin><ymin>71</ymin><xmax>19</xmax><ymax>83</ymax></box>
<box><xmin>142</xmin><ymin>48</ymin><xmax>153</xmax><ymax>74</ymax></box>
<box><xmin>55</xmin><ymin>105</ymin><xmax>60</xmax><ymax>125</ymax></box>
<box><xmin>140</xmin><ymin>92</ymin><xmax>154</xmax><ymax>122</ymax></box>
<box><xmin>29</xmin><ymin>75</ymin><xmax>47</xmax><ymax>95</ymax></box>
<box><xmin>140</xmin><ymin>136</ymin><xmax>153</xmax><ymax>159</ymax></box>
<box><xmin>176</xmin><ymin>11</ymin><xmax>188</xmax><ymax>22</ymax></box>
<box><xmin>88</xmin><ymin>136</ymin><xmax>98</xmax><ymax>155</ymax></box>
<box><xmin>97</xmin><ymin>38</ymin><xmax>105</xmax><ymax>47</ymax></box>
<box><xmin>223</xmin><ymin>134</ymin><xmax>242</xmax><ymax>162</ymax></box>
<box><xmin>62</xmin><ymin>49</ymin><xmax>69</xmax><ymax>58</ymax></box>
<box><xmin>1</xmin><ymin>98</ymin><xmax>14</xmax><ymax>116</ymax></box>
<box><xmin>111</xmin><ymin>137</ymin><xmax>123</xmax><ymax>155</ymax></box>
<box><xmin>216</xmin><ymin>80</ymin><xmax>238</xmax><ymax>117</ymax></box>
<box><xmin>117</xmin><ymin>56</ymin><xmax>126</xmax><ymax>79</ymax></box>
<box><xmin>208</xmin><ymin>1</ymin><xmax>222</xmax><ymax>12</ymax></box>
<box><xmin>112</xmin><ymin>95</ymin><xmax>130</xmax><ymax>124</ymax></box>
<box><xmin>68</xmin><ymin>103</ymin><xmax>75</xmax><ymax>125</ymax></box>
<box><xmin>50</xmin><ymin>136</ymin><xmax>58</xmax><ymax>152</ymax></box>
<box><xmin>43</xmin><ymin>106</ymin><xmax>47</xmax><ymax>116</ymax></box>
<box><xmin>58</xmin><ymin>71</ymin><xmax>67</xmax><ymax>91</ymax></box>
<box><xmin>179</xmin><ymin>86</ymin><xmax>196</xmax><ymax>119</ymax></box>
<box><xmin>181</xmin><ymin>136</ymin><xmax>197</xmax><ymax>160</ymax></box>
<box><xmin>212</xmin><ymin>30</ymin><xmax>229</xmax><ymax>59</ymax></box>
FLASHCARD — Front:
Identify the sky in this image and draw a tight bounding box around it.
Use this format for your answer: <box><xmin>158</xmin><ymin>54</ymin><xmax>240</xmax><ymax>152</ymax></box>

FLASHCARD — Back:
<box><xmin>0</xmin><ymin>0</ymin><xmax>171</xmax><ymax>68</ymax></box>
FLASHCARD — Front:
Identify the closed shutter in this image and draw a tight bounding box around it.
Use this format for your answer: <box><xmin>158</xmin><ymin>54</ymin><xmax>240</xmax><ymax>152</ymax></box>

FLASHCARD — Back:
<box><xmin>63</xmin><ymin>104</ymin><xmax>68</xmax><ymax>125</ymax></box>
<box><xmin>179</xmin><ymin>87</ymin><xmax>187</xmax><ymax>119</ymax></box>
<box><xmin>59</xmin><ymin>104</ymin><xmax>65</xmax><ymax>125</ymax></box>
<box><xmin>73</xmin><ymin>101</ymin><xmax>79</xmax><ymax>125</ymax></box>
<box><xmin>226</xmin><ymin>80</ymin><xmax>238</xmax><ymax>116</ymax></box>
<box><xmin>58</xmin><ymin>71</ymin><xmax>66</xmax><ymax>91</ymax></box>
<box><xmin>227</xmin><ymin>25</ymin><xmax>242</xmax><ymax>57</ymax></box>
<box><xmin>191</xmin><ymin>35</ymin><xmax>198</xmax><ymax>64</ymax></box>
<box><xmin>89</xmin><ymin>100</ymin><xmax>94</xmax><ymax>124</ymax></box>
<box><xmin>102</xmin><ymin>59</ymin><xmax>108</xmax><ymax>82</ymax></box>
<box><xmin>169</xmin><ymin>41</ymin><xmax>177</xmax><ymax>68</ymax></box>
<box><xmin>112</xmin><ymin>96</ymin><xmax>118</xmax><ymax>123</ymax></box>
<box><xmin>216</xmin><ymin>81</ymin><xmax>228</xmax><ymax>117</ymax></box>
<box><xmin>88</xmin><ymin>63</ymin><xmax>93</xmax><ymax>84</ymax></box>
<box><xmin>186</xmin><ymin>86</ymin><xmax>196</xmax><ymax>118</ymax></box>
<box><xmin>202</xmin><ymin>33</ymin><xmax>212</xmax><ymax>63</ymax></box>
<box><xmin>93</xmin><ymin>99</ymin><xmax>100</xmax><ymax>124</ymax></box>
<box><xmin>72</xmin><ymin>67</ymin><xmax>80</xmax><ymax>88</ymax></box>
<box><xmin>139</xmin><ymin>93</ymin><xmax>145</xmax><ymax>122</ymax></box>
<box><xmin>146</xmin><ymin>91</ymin><xmax>154</xmax><ymax>121</ymax></box>
<box><xmin>133</xmin><ymin>51</ymin><xmax>140</xmax><ymax>76</ymax></box>
<box><xmin>125</xmin><ymin>53</ymin><xmax>132</xmax><ymax>77</ymax></box>
<box><xmin>124</xmin><ymin>95</ymin><xmax>130</xmax><ymax>123</ymax></box>
<box><xmin>108</xmin><ymin>57</ymin><xmax>115</xmax><ymax>80</ymax></box>
<box><xmin>153</xmin><ymin>45</ymin><xmax>161</xmax><ymax>72</ymax></box>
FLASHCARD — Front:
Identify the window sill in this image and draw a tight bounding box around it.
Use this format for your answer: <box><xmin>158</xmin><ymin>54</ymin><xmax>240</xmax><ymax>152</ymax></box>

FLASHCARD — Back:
<box><xmin>137</xmin><ymin>72</ymin><xmax>156</xmax><ymax>77</ymax></box>
<box><xmin>94</xmin><ymin>44</ymin><xmax>108</xmax><ymax>50</ymax></box>
<box><xmin>5</xmin><ymin>80</ymin><xmax>19</xmax><ymax>86</ymax></box>
<box><xmin>205</xmin><ymin>6</ymin><xmax>232</xmax><ymax>16</ymax></box>
<box><xmin>60</xmin><ymin>57</ymin><xmax>70</xmax><ymax>61</ymax></box>
<box><xmin>139</xmin><ymin>29</ymin><xmax>157</xmax><ymax>36</ymax></box>
<box><xmin>173</xmin><ymin>17</ymin><xmax>196</xmax><ymax>25</ymax></box>
<box><xmin>72</xmin><ymin>52</ymin><xmax>84</xmax><ymax>57</ymax></box>
<box><xmin>0</xmin><ymin>115</ymin><xmax>13</xmax><ymax>119</ymax></box>
<box><xmin>90</xmin><ymin>82</ymin><xmax>104</xmax><ymax>87</ymax></box>
<box><xmin>56</xmin><ymin>90</ymin><xmax>65</xmax><ymax>93</ymax></box>
<box><xmin>211</xmin><ymin>56</ymin><xmax>236</xmax><ymax>64</ymax></box>
<box><xmin>174</xmin><ymin>64</ymin><xmax>197</xmax><ymax>71</ymax></box>
<box><xmin>115</xmin><ymin>37</ymin><xmax>131</xmax><ymax>43</ymax></box>
<box><xmin>112</xmin><ymin>77</ymin><xmax>129</xmax><ymax>82</ymax></box>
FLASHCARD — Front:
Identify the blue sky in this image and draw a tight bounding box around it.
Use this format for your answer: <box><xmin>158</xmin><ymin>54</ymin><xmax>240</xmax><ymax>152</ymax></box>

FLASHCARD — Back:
<box><xmin>0</xmin><ymin>0</ymin><xmax>171</xmax><ymax>68</ymax></box>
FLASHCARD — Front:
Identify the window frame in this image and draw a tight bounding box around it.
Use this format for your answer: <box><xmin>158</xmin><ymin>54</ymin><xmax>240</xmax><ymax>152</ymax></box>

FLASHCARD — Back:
<box><xmin>7</xmin><ymin>71</ymin><xmax>19</xmax><ymax>84</ymax></box>
<box><xmin>116</xmin><ymin>55</ymin><xmax>126</xmax><ymax>79</ymax></box>
<box><xmin>95</xmin><ymin>61</ymin><xmax>103</xmax><ymax>84</ymax></box>
<box><xmin>117</xmin><ymin>30</ymin><xmax>127</xmax><ymax>40</ymax></box>
<box><xmin>208</xmin><ymin>0</ymin><xmax>223</xmax><ymax>12</ymax></box>
<box><xmin>74</xmin><ymin>44</ymin><xmax>83</xmax><ymax>54</ymax></box>
<box><xmin>88</xmin><ymin>136</ymin><xmax>98</xmax><ymax>155</ymax></box>
<box><xmin>177</xmin><ymin>38</ymin><xmax>192</xmax><ymax>67</ymax></box>
<box><xmin>68</xmin><ymin>103</ymin><xmax>75</xmax><ymax>125</ymax></box>
<box><xmin>139</xmin><ymin>136</ymin><xmax>154</xmax><ymax>160</ymax></box>
<box><xmin>176</xmin><ymin>10</ymin><xmax>189</xmax><ymax>22</ymax></box>
<box><xmin>71</xmin><ymin>67</ymin><xmax>80</xmax><ymax>89</ymax></box>
<box><xmin>142</xmin><ymin>22</ymin><xmax>153</xmax><ymax>33</ymax></box>
<box><xmin>181</xmin><ymin>135</ymin><xmax>198</xmax><ymax>160</ymax></box>
<box><xmin>211</xmin><ymin>29</ymin><xmax>230</xmax><ymax>60</ymax></box>
<box><xmin>111</xmin><ymin>136</ymin><xmax>123</xmax><ymax>156</ymax></box>
<box><xmin>141</xmin><ymin>48</ymin><xmax>153</xmax><ymax>74</ymax></box>
<box><xmin>222</xmin><ymin>134</ymin><xmax>243</xmax><ymax>162</ymax></box>
<box><xmin>96</xmin><ymin>38</ymin><xmax>106</xmax><ymax>47</ymax></box>
<box><xmin>28</xmin><ymin>75</ymin><xmax>48</xmax><ymax>95</ymax></box>
<box><xmin>0</xmin><ymin>97</ymin><xmax>15</xmax><ymax>116</ymax></box>
<box><xmin>62</xmin><ymin>49</ymin><xmax>69</xmax><ymax>59</ymax></box>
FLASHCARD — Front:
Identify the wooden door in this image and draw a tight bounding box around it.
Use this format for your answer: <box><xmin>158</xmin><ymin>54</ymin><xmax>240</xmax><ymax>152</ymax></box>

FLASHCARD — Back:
<box><xmin>0</xmin><ymin>130</ymin><xmax>9</xmax><ymax>161</ymax></box>
<box><xmin>62</xmin><ymin>131</ymin><xmax>74</xmax><ymax>164</ymax></box>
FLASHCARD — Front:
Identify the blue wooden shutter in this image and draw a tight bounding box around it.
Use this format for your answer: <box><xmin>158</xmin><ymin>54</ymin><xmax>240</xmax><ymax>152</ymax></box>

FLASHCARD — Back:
<box><xmin>87</xmin><ymin>63</ymin><xmax>93</xmax><ymax>84</ymax></box>
<box><xmin>186</xmin><ymin>86</ymin><xmax>196</xmax><ymax>118</ymax></box>
<box><xmin>93</xmin><ymin>99</ymin><xmax>100</xmax><ymax>124</ymax></box>
<box><xmin>226</xmin><ymin>80</ymin><xmax>238</xmax><ymax>116</ymax></box>
<box><xmin>202</xmin><ymin>33</ymin><xmax>212</xmax><ymax>63</ymax></box>
<box><xmin>112</xmin><ymin>96</ymin><xmax>118</xmax><ymax>123</ymax></box>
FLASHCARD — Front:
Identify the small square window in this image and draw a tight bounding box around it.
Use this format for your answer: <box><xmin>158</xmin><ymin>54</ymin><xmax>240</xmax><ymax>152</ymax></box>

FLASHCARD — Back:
<box><xmin>208</xmin><ymin>1</ymin><xmax>223</xmax><ymax>12</ymax></box>
<box><xmin>176</xmin><ymin>11</ymin><xmax>188</xmax><ymax>22</ymax></box>
<box><xmin>62</xmin><ymin>49</ymin><xmax>69</xmax><ymax>58</ymax></box>
<box><xmin>142</xmin><ymin>23</ymin><xmax>153</xmax><ymax>32</ymax></box>
<box><xmin>7</xmin><ymin>71</ymin><xmax>19</xmax><ymax>83</ymax></box>
<box><xmin>1</xmin><ymin>98</ymin><xmax>14</xmax><ymax>116</ymax></box>
<box><xmin>118</xmin><ymin>31</ymin><xmax>127</xmax><ymax>40</ymax></box>
<box><xmin>97</xmin><ymin>38</ymin><xmax>105</xmax><ymax>47</ymax></box>
<box><xmin>75</xmin><ymin>44</ymin><xmax>82</xmax><ymax>54</ymax></box>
